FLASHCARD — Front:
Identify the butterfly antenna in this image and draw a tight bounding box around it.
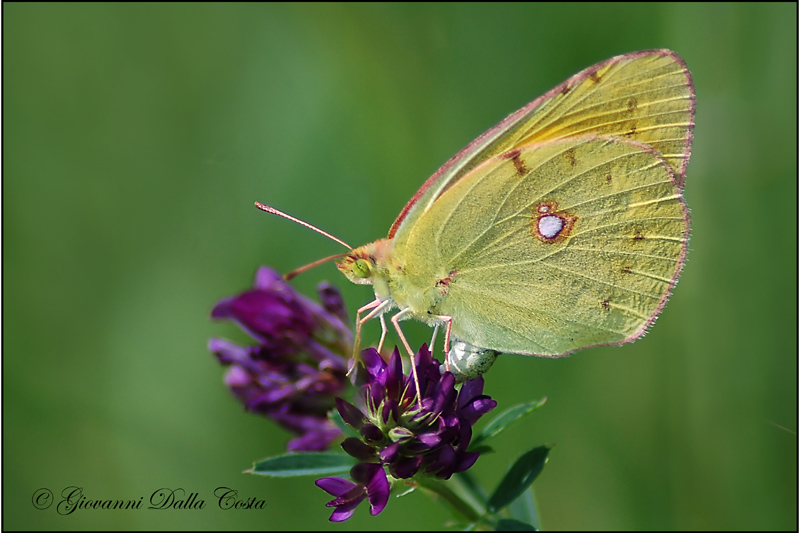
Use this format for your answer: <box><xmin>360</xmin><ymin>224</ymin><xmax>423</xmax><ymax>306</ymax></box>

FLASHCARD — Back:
<box><xmin>284</xmin><ymin>253</ymin><xmax>348</xmax><ymax>280</ymax></box>
<box><xmin>254</xmin><ymin>202</ymin><xmax>352</xmax><ymax>249</ymax></box>
<box><xmin>254</xmin><ymin>202</ymin><xmax>353</xmax><ymax>281</ymax></box>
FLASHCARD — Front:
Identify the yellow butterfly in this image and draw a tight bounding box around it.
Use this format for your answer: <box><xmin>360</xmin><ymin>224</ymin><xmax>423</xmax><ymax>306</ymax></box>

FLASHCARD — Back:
<box><xmin>263</xmin><ymin>49</ymin><xmax>694</xmax><ymax>386</ymax></box>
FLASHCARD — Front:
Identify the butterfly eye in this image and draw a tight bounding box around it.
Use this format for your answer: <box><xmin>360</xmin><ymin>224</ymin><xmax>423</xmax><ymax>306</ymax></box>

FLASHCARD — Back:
<box><xmin>353</xmin><ymin>259</ymin><xmax>371</xmax><ymax>278</ymax></box>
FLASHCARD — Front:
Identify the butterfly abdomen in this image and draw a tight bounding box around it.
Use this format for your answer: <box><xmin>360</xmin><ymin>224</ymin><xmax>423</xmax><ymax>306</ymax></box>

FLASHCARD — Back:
<box><xmin>444</xmin><ymin>337</ymin><xmax>499</xmax><ymax>382</ymax></box>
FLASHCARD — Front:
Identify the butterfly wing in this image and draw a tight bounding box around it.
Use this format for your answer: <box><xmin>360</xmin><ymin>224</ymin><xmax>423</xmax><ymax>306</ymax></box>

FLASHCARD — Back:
<box><xmin>398</xmin><ymin>137</ymin><xmax>689</xmax><ymax>356</ymax></box>
<box><xmin>390</xmin><ymin>49</ymin><xmax>694</xmax><ymax>256</ymax></box>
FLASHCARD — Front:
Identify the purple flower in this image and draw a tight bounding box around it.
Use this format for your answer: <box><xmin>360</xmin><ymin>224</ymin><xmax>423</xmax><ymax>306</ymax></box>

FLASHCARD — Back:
<box><xmin>316</xmin><ymin>345</ymin><xmax>496</xmax><ymax>520</ymax></box>
<box><xmin>315</xmin><ymin>462</ymin><xmax>390</xmax><ymax>522</ymax></box>
<box><xmin>209</xmin><ymin>267</ymin><xmax>352</xmax><ymax>451</ymax></box>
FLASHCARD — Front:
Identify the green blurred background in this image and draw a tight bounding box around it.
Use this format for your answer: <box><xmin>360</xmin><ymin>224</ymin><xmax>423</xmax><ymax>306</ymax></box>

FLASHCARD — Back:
<box><xmin>5</xmin><ymin>3</ymin><xmax>796</xmax><ymax>530</ymax></box>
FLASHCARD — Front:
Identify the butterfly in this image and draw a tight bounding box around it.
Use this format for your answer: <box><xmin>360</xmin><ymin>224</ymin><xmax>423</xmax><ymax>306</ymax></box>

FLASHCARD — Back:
<box><xmin>262</xmin><ymin>49</ymin><xmax>694</xmax><ymax>386</ymax></box>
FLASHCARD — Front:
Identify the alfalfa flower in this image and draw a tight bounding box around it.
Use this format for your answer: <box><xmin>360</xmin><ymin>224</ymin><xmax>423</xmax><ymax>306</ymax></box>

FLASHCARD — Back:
<box><xmin>209</xmin><ymin>267</ymin><xmax>352</xmax><ymax>451</ymax></box>
<box><xmin>315</xmin><ymin>345</ymin><xmax>497</xmax><ymax>520</ymax></box>
<box><xmin>315</xmin><ymin>462</ymin><xmax>390</xmax><ymax>522</ymax></box>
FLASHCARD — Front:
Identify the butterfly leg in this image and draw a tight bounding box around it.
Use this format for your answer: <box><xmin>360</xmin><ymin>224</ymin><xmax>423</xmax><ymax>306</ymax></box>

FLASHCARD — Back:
<box><xmin>354</xmin><ymin>299</ymin><xmax>380</xmax><ymax>360</ymax></box>
<box><xmin>429</xmin><ymin>315</ymin><xmax>454</xmax><ymax>370</ymax></box>
<box><xmin>377</xmin><ymin>314</ymin><xmax>388</xmax><ymax>353</ymax></box>
<box><xmin>429</xmin><ymin>324</ymin><xmax>440</xmax><ymax>354</ymax></box>
<box><xmin>350</xmin><ymin>299</ymin><xmax>391</xmax><ymax>376</ymax></box>
<box><xmin>389</xmin><ymin>309</ymin><xmax>414</xmax><ymax>357</ymax></box>
<box><xmin>442</xmin><ymin>316</ymin><xmax>453</xmax><ymax>356</ymax></box>
<box><xmin>390</xmin><ymin>309</ymin><xmax>423</xmax><ymax>407</ymax></box>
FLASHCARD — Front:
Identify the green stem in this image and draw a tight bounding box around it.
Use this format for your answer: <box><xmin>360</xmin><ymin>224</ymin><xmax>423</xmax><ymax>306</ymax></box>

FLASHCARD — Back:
<box><xmin>414</xmin><ymin>474</ymin><xmax>486</xmax><ymax>524</ymax></box>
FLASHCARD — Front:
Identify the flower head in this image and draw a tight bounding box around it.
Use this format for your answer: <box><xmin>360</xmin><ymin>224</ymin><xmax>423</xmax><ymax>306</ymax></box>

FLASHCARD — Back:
<box><xmin>315</xmin><ymin>462</ymin><xmax>390</xmax><ymax>522</ymax></box>
<box><xmin>316</xmin><ymin>345</ymin><xmax>496</xmax><ymax>520</ymax></box>
<box><xmin>209</xmin><ymin>267</ymin><xmax>352</xmax><ymax>451</ymax></box>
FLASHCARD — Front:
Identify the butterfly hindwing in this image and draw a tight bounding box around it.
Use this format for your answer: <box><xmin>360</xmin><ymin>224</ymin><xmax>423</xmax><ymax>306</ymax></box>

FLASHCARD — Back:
<box><xmin>399</xmin><ymin>137</ymin><xmax>688</xmax><ymax>356</ymax></box>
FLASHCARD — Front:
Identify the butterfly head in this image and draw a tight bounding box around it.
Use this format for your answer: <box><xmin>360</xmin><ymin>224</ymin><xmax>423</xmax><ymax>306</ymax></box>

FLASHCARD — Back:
<box><xmin>336</xmin><ymin>239</ymin><xmax>393</xmax><ymax>287</ymax></box>
<box><xmin>337</xmin><ymin>254</ymin><xmax>375</xmax><ymax>285</ymax></box>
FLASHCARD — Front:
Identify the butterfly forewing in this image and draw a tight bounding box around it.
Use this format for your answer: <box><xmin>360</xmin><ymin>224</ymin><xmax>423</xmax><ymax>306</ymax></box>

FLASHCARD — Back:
<box><xmin>399</xmin><ymin>137</ymin><xmax>688</xmax><ymax>356</ymax></box>
<box><xmin>506</xmin><ymin>51</ymin><xmax>694</xmax><ymax>186</ymax></box>
<box><xmin>389</xmin><ymin>49</ymin><xmax>694</xmax><ymax>252</ymax></box>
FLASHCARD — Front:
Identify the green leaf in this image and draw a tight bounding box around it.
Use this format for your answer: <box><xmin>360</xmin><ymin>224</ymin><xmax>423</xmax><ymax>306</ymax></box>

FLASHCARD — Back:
<box><xmin>495</xmin><ymin>518</ymin><xmax>538</xmax><ymax>531</ymax></box>
<box><xmin>248</xmin><ymin>452</ymin><xmax>357</xmax><ymax>477</ymax></box>
<box><xmin>470</xmin><ymin>444</ymin><xmax>495</xmax><ymax>455</ymax></box>
<box><xmin>471</xmin><ymin>398</ymin><xmax>547</xmax><ymax>450</ymax></box>
<box><xmin>508</xmin><ymin>486</ymin><xmax>541</xmax><ymax>530</ymax></box>
<box><xmin>487</xmin><ymin>446</ymin><xmax>550</xmax><ymax>513</ymax></box>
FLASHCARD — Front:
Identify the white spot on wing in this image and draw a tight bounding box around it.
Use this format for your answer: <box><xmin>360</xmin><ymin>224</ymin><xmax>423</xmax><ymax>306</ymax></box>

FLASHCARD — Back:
<box><xmin>538</xmin><ymin>215</ymin><xmax>564</xmax><ymax>239</ymax></box>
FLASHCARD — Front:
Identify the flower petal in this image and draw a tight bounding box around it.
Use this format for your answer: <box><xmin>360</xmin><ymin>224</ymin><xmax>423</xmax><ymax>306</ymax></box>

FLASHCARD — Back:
<box><xmin>459</xmin><ymin>395</ymin><xmax>497</xmax><ymax>425</ymax></box>
<box><xmin>453</xmin><ymin>451</ymin><xmax>480</xmax><ymax>474</ymax></box>
<box><xmin>430</xmin><ymin>372</ymin><xmax>457</xmax><ymax>415</ymax></box>
<box><xmin>379</xmin><ymin>441</ymin><xmax>401</xmax><ymax>463</ymax></box>
<box><xmin>385</xmin><ymin>348</ymin><xmax>403</xmax><ymax>397</ymax></box>
<box><xmin>365</xmin><ymin>465</ymin><xmax>390</xmax><ymax>516</ymax></box>
<box><xmin>329</xmin><ymin>501</ymin><xmax>359</xmax><ymax>522</ymax></box>
<box><xmin>351</xmin><ymin>462</ymin><xmax>381</xmax><ymax>484</ymax></box>
<box><xmin>254</xmin><ymin>266</ymin><xmax>283</xmax><ymax>289</ymax></box>
<box><xmin>341</xmin><ymin>437</ymin><xmax>377</xmax><ymax>461</ymax></box>
<box><xmin>360</xmin><ymin>348</ymin><xmax>387</xmax><ymax>379</ymax></box>
<box><xmin>336</xmin><ymin>397</ymin><xmax>365</xmax><ymax>429</ymax></box>
<box><xmin>457</xmin><ymin>377</ymin><xmax>485</xmax><ymax>410</ymax></box>
<box><xmin>315</xmin><ymin>476</ymin><xmax>356</xmax><ymax>497</ymax></box>
<box><xmin>209</xmin><ymin>338</ymin><xmax>251</xmax><ymax>366</ymax></box>
<box><xmin>425</xmin><ymin>444</ymin><xmax>455</xmax><ymax>476</ymax></box>
<box><xmin>317</xmin><ymin>281</ymin><xmax>349</xmax><ymax>324</ymax></box>
<box><xmin>360</xmin><ymin>423</ymin><xmax>384</xmax><ymax>445</ymax></box>
<box><xmin>389</xmin><ymin>455</ymin><xmax>422</xmax><ymax>479</ymax></box>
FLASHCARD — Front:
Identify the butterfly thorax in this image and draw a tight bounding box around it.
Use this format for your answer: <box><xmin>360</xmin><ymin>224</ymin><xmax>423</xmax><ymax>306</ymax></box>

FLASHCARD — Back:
<box><xmin>336</xmin><ymin>238</ymin><xmax>442</xmax><ymax>325</ymax></box>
